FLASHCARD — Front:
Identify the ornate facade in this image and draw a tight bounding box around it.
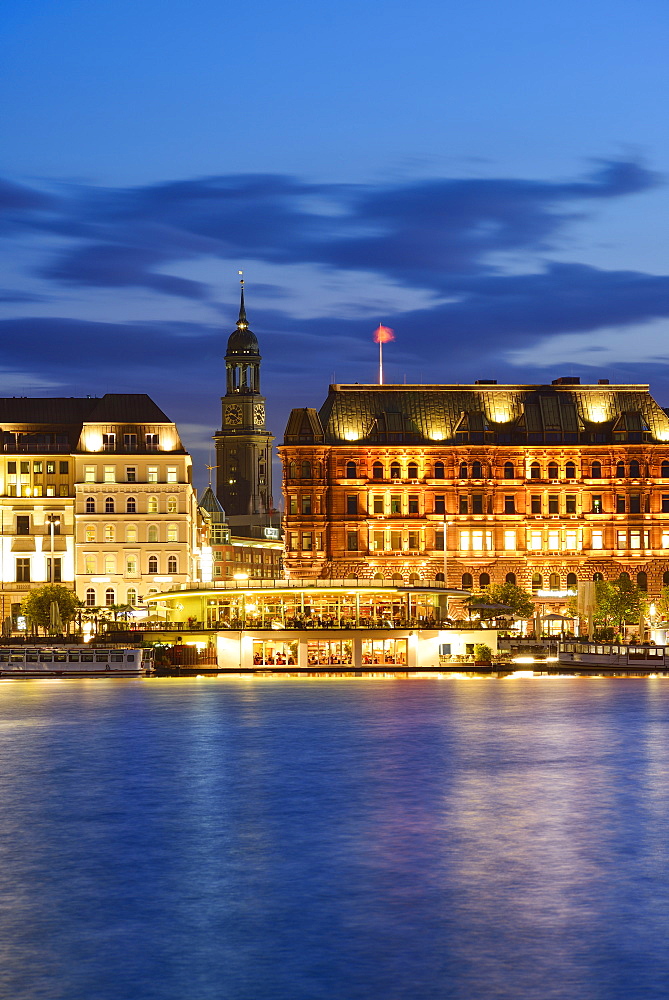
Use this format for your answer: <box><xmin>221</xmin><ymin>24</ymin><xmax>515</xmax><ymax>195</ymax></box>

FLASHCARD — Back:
<box><xmin>279</xmin><ymin>378</ymin><xmax>669</xmax><ymax>599</ymax></box>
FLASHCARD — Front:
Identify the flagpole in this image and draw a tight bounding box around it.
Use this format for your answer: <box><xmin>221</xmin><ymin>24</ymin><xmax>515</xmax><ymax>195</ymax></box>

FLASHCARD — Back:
<box><xmin>379</xmin><ymin>339</ymin><xmax>383</xmax><ymax>385</ymax></box>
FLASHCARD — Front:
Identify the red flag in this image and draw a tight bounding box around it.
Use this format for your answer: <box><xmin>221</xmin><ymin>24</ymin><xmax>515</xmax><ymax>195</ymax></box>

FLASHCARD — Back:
<box><xmin>373</xmin><ymin>324</ymin><xmax>395</xmax><ymax>344</ymax></box>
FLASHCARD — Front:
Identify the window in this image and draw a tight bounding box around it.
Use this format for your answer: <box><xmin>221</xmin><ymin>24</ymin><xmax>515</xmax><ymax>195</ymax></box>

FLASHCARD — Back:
<box><xmin>85</xmin><ymin>525</ymin><xmax>96</xmax><ymax>542</ymax></box>
<box><xmin>616</xmin><ymin>462</ymin><xmax>626</xmax><ymax>477</ymax></box>
<box><xmin>591</xmin><ymin>530</ymin><xmax>603</xmax><ymax>549</ymax></box>
<box><xmin>288</xmin><ymin>532</ymin><xmax>298</xmax><ymax>551</ymax></box>
<box><xmin>84</xmin><ymin>555</ymin><xmax>96</xmax><ymax>574</ymax></box>
<box><xmin>124</xmin><ymin>434</ymin><xmax>137</xmax><ymax>451</ymax></box>
<box><xmin>531</xmin><ymin>495</ymin><xmax>541</xmax><ymax>514</ymax></box>
<box><xmin>531</xmin><ymin>573</ymin><xmax>542</xmax><ymax>592</ymax></box>
<box><xmin>148</xmin><ymin>496</ymin><xmax>158</xmax><ymax>513</ymax></box>
<box><xmin>591</xmin><ymin>461</ymin><xmax>602</xmax><ymax>478</ymax></box>
<box><xmin>530</xmin><ymin>463</ymin><xmax>540</xmax><ymax>479</ymax></box>
<box><xmin>103</xmin><ymin>433</ymin><xmax>115</xmax><ymax>452</ymax></box>
<box><xmin>434</xmin><ymin>495</ymin><xmax>445</xmax><ymax>515</ymax></box>
<box><xmin>459</xmin><ymin>496</ymin><xmax>468</xmax><ymax>514</ymax></box>
<box><xmin>147</xmin><ymin>467</ymin><xmax>158</xmax><ymax>483</ymax></box>
<box><xmin>372</xmin><ymin>531</ymin><xmax>385</xmax><ymax>551</ymax></box>
<box><xmin>407</xmin><ymin>462</ymin><xmax>418</xmax><ymax>479</ymax></box>
<box><xmin>127</xmin><ymin>588</ymin><xmax>137</xmax><ymax>606</ymax></box>
<box><xmin>630</xmin><ymin>460</ymin><xmax>640</xmax><ymax>478</ymax></box>
<box><xmin>566</xmin><ymin>494</ymin><xmax>577</xmax><ymax>514</ymax></box>
<box><xmin>167</xmin><ymin>556</ymin><xmax>178</xmax><ymax>574</ymax></box>
<box><xmin>346</xmin><ymin>461</ymin><xmax>357</xmax><ymax>479</ymax></box>
<box><xmin>616</xmin><ymin>529</ymin><xmax>626</xmax><ymax>548</ymax></box>
<box><xmin>390</xmin><ymin>461</ymin><xmax>401</xmax><ymax>479</ymax></box>
<box><xmin>103</xmin><ymin>466</ymin><xmax>115</xmax><ymax>483</ymax></box>
<box><xmin>663</xmin><ymin>495</ymin><xmax>669</xmax><ymax>514</ymax></box>
<box><xmin>126</xmin><ymin>525</ymin><xmax>137</xmax><ymax>543</ymax></box>
<box><xmin>528</xmin><ymin>530</ymin><xmax>542</xmax><ymax>551</ymax></box>
<box><xmin>148</xmin><ymin>525</ymin><xmax>159</xmax><ymax>543</ymax></box>
<box><xmin>347</xmin><ymin>531</ymin><xmax>358</xmax><ymax>551</ymax></box>
<box><xmin>592</xmin><ymin>495</ymin><xmax>603</xmax><ymax>514</ymax></box>
<box><xmin>549</xmin><ymin>573</ymin><xmax>560</xmax><ymax>590</ymax></box>
<box><xmin>662</xmin><ymin>461</ymin><xmax>669</xmax><ymax>479</ymax></box>
<box><xmin>637</xmin><ymin>571</ymin><xmax>647</xmax><ymax>591</ymax></box>
<box><xmin>7</xmin><ymin>461</ymin><xmax>15</xmax><ymax>474</ymax></box>
<box><xmin>471</xmin><ymin>461</ymin><xmax>482</xmax><ymax>479</ymax></box>
<box><xmin>593</xmin><ymin>573</ymin><xmax>604</xmax><ymax>582</ymax></box>
<box><xmin>301</xmin><ymin>462</ymin><xmax>311</xmax><ymax>479</ymax></box>
<box><xmin>662</xmin><ymin>531</ymin><xmax>669</xmax><ymax>549</ymax></box>
<box><xmin>461</xmin><ymin>573</ymin><xmax>473</xmax><ymax>589</ymax></box>
<box><xmin>567</xmin><ymin>573</ymin><xmax>578</xmax><ymax>590</ymax></box>
<box><xmin>565</xmin><ymin>462</ymin><xmax>576</xmax><ymax>479</ymax></box>
<box><xmin>148</xmin><ymin>556</ymin><xmax>158</xmax><ymax>573</ymax></box>
<box><xmin>33</xmin><ymin>461</ymin><xmax>42</xmax><ymax>474</ymax></box>
<box><xmin>24</xmin><ymin>461</ymin><xmax>33</xmax><ymax>475</ymax></box>
<box><xmin>59</xmin><ymin>485</ymin><xmax>68</xmax><ymax>497</ymax></box>
<box><xmin>104</xmin><ymin>525</ymin><xmax>115</xmax><ymax>542</ymax></box>
<box><xmin>479</xmin><ymin>573</ymin><xmax>490</xmax><ymax>588</ymax></box>
<box><xmin>390</xmin><ymin>494</ymin><xmax>401</xmax><ymax>514</ymax></box>
<box><xmin>565</xmin><ymin>529</ymin><xmax>578</xmax><ymax>550</ymax></box>
<box><xmin>408</xmin><ymin>495</ymin><xmax>419</xmax><ymax>514</ymax></box>
<box><xmin>372</xmin><ymin>462</ymin><xmax>383</xmax><ymax>479</ymax></box>
<box><xmin>167</xmin><ymin>524</ymin><xmax>178</xmax><ymax>542</ymax></box>
<box><xmin>459</xmin><ymin>529</ymin><xmax>492</xmax><ymax>551</ymax></box>
<box><xmin>105</xmin><ymin>497</ymin><xmax>115</xmax><ymax>514</ymax></box>
<box><xmin>506</xmin><ymin>572</ymin><xmax>516</xmax><ymax>585</ymax></box>
<box><xmin>434</xmin><ymin>461</ymin><xmax>445</xmax><ymax>479</ymax></box>
<box><xmin>46</xmin><ymin>558</ymin><xmax>62</xmax><ymax>584</ymax></box>
<box><xmin>664</xmin><ymin>571</ymin><xmax>669</xmax><ymax>586</ymax></box>
<box><xmin>459</xmin><ymin>463</ymin><xmax>468</xmax><ymax>479</ymax></box>
<box><xmin>104</xmin><ymin>555</ymin><xmax>116</xmax><ymax>574</ymax></box>
<box><xmin>146</xmin><ymin>434</ymin><xmax>159</xmax><ymax>451</ymax></box>
<box><xmin>548</xmin><ymin>462</ymin><xmax>559</xmax><ymax>479</ymax></box>
<box><xmin>503</xmin><ymin>462</ymin><xmax>515</xmax><ymax>479</ymax></box>
<box><xmin>126</xmin><ymin>497</ymin><xmax>136</xmax><ymax>514</ymax></box>
<box><xmin>630</xmin><ymin>530</ymin><xmax>649</xmax><ymax>550</ymax></box>
<box><xmin>408</xmin><ymin>530</ymin><xmax>419</xmax><ymax>549</ymax></box>
<box><xmin>84</xmin><ymin>466</ymin><xmax>95</xmax><ymax>483</ymax></box>
<box><xmin>167</xmin><ymin>467</ymin><xmax>177</xmax><ymax>484</ymax></box>
<box><xmin>548</xmin><ymin>495</ymin><xmax>559</xmax><ymax>514</ymax></box>
<box><xmin>302</xmin><ymin>532</ymin><xmax>313</xmax><ymax>551</ymax></box>
<box><xmin>289</xmin><ymin>496</ymin><xmax>297</xmax><ymax>515</ymax></box>
<box><xmin>616</xmin><ymin>495</ymin><xmax>626</xmax><ymax>513</ymax></box>
<box><xmin>86</xmin><ymin>588</ymin><xmax>96</xmax><ymax>607</ymax></box>
<box><xmin>16</xmin><ymin>558</ymin><xmax>30</xmax><ymax>582</ymax></box>
<box><xmin>390</xmin><ymin>530</ymin><xmax>402</xmax><ymax>550</ymax></box>
<box><xmin>126</xmin><ymin>467</ymin><xmax>136</xmax><ymax>483</ymax></box>
<box><xmin>167</xmin><ymin>497</ymin><xmax>177</xmax><ymax>513</ymax></box>
<box><xmin>105</xmin><ymin>588</ymin><xmax>115</xmax><ymax>607</ymax></box>
<box><xmin>85</xmin><ymin>497</ymin><xmax>95</xmax><ymax>513</ymax></box>
<box><xmin>472</xmin><ymin>495</ymin><xmax>483</xmax><ymax>515</ymax></box>
<box><xmin>301</xmin><ymin>496</ymin><xmax>312</xmax><ymax>515</ymax></box>
<box><xmin>548</xmin><ymin>530</ymin><xmax>559</xmax><ymax>550</ymax></box>
<box><xmin>504</xmin><ymin>530</ymin><xmax>516</xmax><ymax>550</ymax></box>
<box><xmin>372</xmin><ymin>495</ymin><xmax>384</xmax><ymax>515</ymax></box>
<box><xmin>16</xmin><ymin>515</ymin><xmax>30</xmax><ymax>535</ymax></box>
<box><xmin>630</xmin><ymin>495</ymin><xmax>641</xmax><ymax>514</ymax></box>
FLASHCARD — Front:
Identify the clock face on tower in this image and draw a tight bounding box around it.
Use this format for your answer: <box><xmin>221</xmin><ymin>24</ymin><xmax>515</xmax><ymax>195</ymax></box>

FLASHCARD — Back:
<box><xmin>225</xmin><ymin>403</ymin><xmax>243</xmax><ymax>426</ymax></box>
<box><xmin>254</xmin><ymin>403</ymin><xmax>265</xmax><ymax>425</ymax></box>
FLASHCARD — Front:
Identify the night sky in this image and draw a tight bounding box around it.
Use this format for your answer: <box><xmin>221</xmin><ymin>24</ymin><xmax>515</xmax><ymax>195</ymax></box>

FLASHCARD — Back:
<box><xmin>2</xmin><ymin>0</ymin><xmax>669</xmax><ymax>492</ymax></box>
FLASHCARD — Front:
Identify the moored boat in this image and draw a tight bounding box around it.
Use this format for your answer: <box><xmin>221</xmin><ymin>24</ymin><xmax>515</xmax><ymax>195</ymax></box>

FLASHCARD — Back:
<box><xmin>0</xmin><ymin>646</ymin><xmax>152</xmax><ymax>678</ymax></box>
<box><xmin>558</xmin><ymin>640</ymin><xmax>668</xmax><ymax>672</ymax></box>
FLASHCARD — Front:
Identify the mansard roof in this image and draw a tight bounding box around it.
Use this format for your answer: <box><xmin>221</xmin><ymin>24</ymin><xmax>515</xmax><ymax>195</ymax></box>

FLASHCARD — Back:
<box><xmin>283</xmin><ymin>381</ymin><xmax>669</xmax><ymax>446</ymax></box>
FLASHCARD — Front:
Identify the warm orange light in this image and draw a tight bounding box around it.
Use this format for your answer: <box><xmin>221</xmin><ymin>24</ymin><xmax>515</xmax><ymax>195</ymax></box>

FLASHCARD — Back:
<box><xmin>373</xmin><ymin>324</ymin><xmax>395</xmax><ymax>344</ymax></box>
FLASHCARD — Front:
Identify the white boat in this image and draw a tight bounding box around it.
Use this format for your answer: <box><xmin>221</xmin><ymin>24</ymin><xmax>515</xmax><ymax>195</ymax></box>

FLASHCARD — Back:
<box><xmin>558</xmin><ymin>640</ymin><xmax>668</xmax><ymax>672</ymax></box>
<box><xmin>0</xmin><ymin>646</ymin><xmax>152</xmax><ymax>677</ymax></box>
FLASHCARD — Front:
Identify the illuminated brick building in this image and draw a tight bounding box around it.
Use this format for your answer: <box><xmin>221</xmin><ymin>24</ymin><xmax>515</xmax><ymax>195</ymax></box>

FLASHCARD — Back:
<box><xmin>279</xmin><ymin>377</ymin><xmax>669</xmax><ymax>602</ymax></box>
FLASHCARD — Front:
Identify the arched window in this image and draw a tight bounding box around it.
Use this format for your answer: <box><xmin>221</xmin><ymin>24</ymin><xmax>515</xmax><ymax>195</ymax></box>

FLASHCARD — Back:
<box><xmin>472</xmin><ymin>461</ymin><xmax>483</xmax><ymax>479</ymax></box>
<box><xmin>503</xmin><ymin>462</ymin><xmax>515</xmax><ymax>479</ymax></box>
<box><xmin>434</xmin><ymin>461</ymin><xmax>445</xmax><ymax>479</ymax></box>
<box><xmin>167</xmin><ymin>524</ymin><xmax>178</xmax><ymax>542</ymax></box>
<box><xmin>662</xmin><ymin>461</ymin><xmax>669</xmax><ymax>479</ymax></box>
<box><xmin>288</xmin><ymin>462</ymin><xmax>297</xmax><ymax>479</ymax></box>
<box><xmin>373</xmin><ymin>572</ymin><xmax>384</xmax><ymax>581</ymax></box>
<box><xmin>390</xmin><ymin>461</ymin><xmax>401</xmax><ymax>479</ymax></box>
<box><xmin>167</xmin><ymin>555</ymin><xmax>178</xmax><ymax>574</ymax></box>
<box><xmin>591</xmin><ymin>461</ymin><xmax>602</xmax><ymax>478</ymax></box>
<box><xmin>126</xmin><ymin>525</ymin><xmax>137</xmax><ymax>543</ymax></box>
<box><xmin>629</xmin><ymin>459</ymin><xmax>640</xmax><ymax>478</ymax></box>
<box><xmin>549</xmin><ymin>573</ymin><xmax>560</xmax><ymax>590</ymax></box>
<box><xmin>126</xmin><ymin>497</ymin><xmax>136</xmax><ymax>514</ymax></box>
<box><xmin>567</xmin><ymin>573</ymin><xmax>578</xmax><ymax>590</ymax></box>
<box><xmin>479</xmin><ymin>573</ymin><xmax>490</xmax><ymax>588</ymax></box>
<box><xmin>104</xmin><ymin>524</ymin><xmax>115</xmax><ymax>542</ymax></box>
<box><xmin>619</xmin><ymin>571</ymin><xmax>630</xmax><ymax>581</ymax></box>
<box><xmin>409</xmin><ymin>573</ymin><xmax>420</xmax><ymax>584</ymax></box>
<box><xmin>407</xmin><ymin>462</ymin><xmax>418</xmax><ymax>479</ymax></box>
<box><xmin>505</xmin><ymin>572</ymin><xmax>516</xmax><ymax>585</ymax></box>
<box><xmin>105</xmin><ymin>496</ymin><xmax>115</xmax><ymax>514</ymax></box>
<box><xmin>530</xmin><ymin>463</ymin><xmax>541</xmax><ymax>479</ymax></box>
<box><xmin>85</xmin><ymin>497</ymin><xmax>95</xmax><ymax>513</ymax></box>
<box><xmin>593</xmin><ymin>572</ymin><xmax>604</xmax><ymax>582</ymax></box>
<box><xmin>664</xmin><ymin>571</ymin><xmax>669</xmax><ymax>587</ymax></box>
<box><xmin>372</xmin><ymin>462</ymin><xmax>383</xmax><ymax>479</ymax></box>
<box><xmin>85</xmin><ymin>588</ymin><xmax>96</xmax><ymax>607</ymax></box>
<box><xmin>104</xmin><ymin>555</ymin><xmax>115</xmax><ymax>574</ymax></box>
<box><xmin>531</xmin><ymin>572</ymin><xmax>542</xmax><ymax>592</ymax></box>
<box><xmin>459</xmin><ymin>463</ymin><xmax>468</xmax><ymax>479</ymax></box>
<box><xmin>301</xmin><ymin>461</ymin><xmax>311</xmax><ymax>479</ymax></box>
<box><xmin>167</xmin><ymin>497</ymin><xmax>178</xmax><ymax>513</ymax></box>
<box><xmin>148</xmin><ymin>496</ymin><xmax>158</xmax><ymax>514</ymax></box>
<box><xmin>127</xmin><ymin>588</ymin><xmax>137</xmax><ymax>607</ymax></box>
<box><xmin>148</xmin><ymin>525</ymin><xmax>158</xmax><ymax>543</ymax></box>
<box><xmin>637</xmin><ymin>571</ymin><xmax>647</xmax><ymax>591</ymax></box>
<box><xmin>435</xmin><ymin>572</ymin><xmax>445</xmax><ymax>582</ymax></box>
<box><xmin>105</xmin><ymin>588</ymin><xmax>115</xmax><ymax>607</ymax></box>
<box><xmin>548</xmin><ymin>462</ymin><xmax>559</xmax><ymax>479</ymax></box>
<box><xmin>461</xmin><ymin>573</ymin><xmax>473</xmax><ymax>589</ymax></box>
<box><xmin>346</xmin><ymin>461</ymin><xmax>357</xmax><ymax>479</ymax></box>
<box><xmin>148</xmin><ymin>556</ymin><xmax>158</xmax><ymax>574</ymax></box>
<box><xmin>85</xmin><ymin>525</ymin><xmax>96</xmax><ymax>542</ymax></box>
<box><xmin>616</xmin><ymin>462</ymin><xmax>625</xmax><ymax>478</ymax></box>
<box><xmin>565</xmin><ymin>462</ymin><xmax>576</xmax><ymax>479</ymax></box>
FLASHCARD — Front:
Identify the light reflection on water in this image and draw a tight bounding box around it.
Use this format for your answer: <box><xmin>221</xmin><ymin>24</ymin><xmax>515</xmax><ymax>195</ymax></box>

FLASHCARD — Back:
<box><xmin>0</xmin><ymin>678</ymin><xmax>668</xmax><ymax>1000</ymax></box>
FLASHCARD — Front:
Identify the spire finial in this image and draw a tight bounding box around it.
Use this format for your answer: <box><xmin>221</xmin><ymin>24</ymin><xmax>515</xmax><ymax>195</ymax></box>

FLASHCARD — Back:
<box><xmin>206</xmin><ymin>463</ymin><xmax>217</xmax><ymax>487</ymax></box>
<box><xmin>237</xmin><ymin>270</ymin><xmax>247</xmax><ymax>328</ymax></box>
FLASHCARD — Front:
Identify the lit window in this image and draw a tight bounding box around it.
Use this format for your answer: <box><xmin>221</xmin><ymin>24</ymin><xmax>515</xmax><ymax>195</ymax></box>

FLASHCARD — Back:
<box><xmin>167</xmin><ymin>497</ymin><xmax>177</xmax><ymax>513</ymax></box>
<box><xmin>84</xmin><ymin>555</ymin><xmax>96</xmax><ymax>574</ymax></box>
<box><xmin>529</xmin><ymin>530</ymin><xmax>542</xmax><ymax>551</ymax></box>
<box><xmin>564</xmin><ymin>530</ymin><xmax>578</xmax><ymax>550</ymax></box>
<box><xmin>147</xmin><ymin>467</ymin><xmax>158</xmax><ymax>484</ymax></box>
<box><xmin>85</xmin><ymin>525</ymin><xmax>96</xmax><ymax>542</ymax></box>
<box><xmin>84</xmin><ymin>466</ymin><xmax>96</xmax><ymax>483</ymax></box>
<box><xmin>126</xmin><ymin>526</ymin><xmax>137</xmax><ymax>543</ymax></box>
<box><xmin>166</xmin><ymin>467</ymin><xmax>177</xmax><ymax>484</ymax></box>
<box><xmin>127</xmin><ymin>588</ymin><xmax>137</xmax><ymax>606</ymax></box>
<box><xmin>548</xmin><ymin>530</ymin><xmax>559</xmax><ymax>550</ymax></box>
<box><xmin>103</xmin><ymin>466</ymin><xmax>115</xmax><ymax>483</ymax></box>
<box><xmin>591</xmin><ymin>530</ymin><xmax>603</xmax><ymax>550</ymax></box>
<box><xmin>148</xmin><ymin>526</ymin><xmax>158</xmax><ymax>543</ymax></box>
<box><xmin>663</xmin><ymin>531</ymin><xmax>669</xmax><ymax>549</ymax></box>
<box><xmin>148</xmin><ymin>496</ymin><xmax>158</xmax><ymax>513</ymax></box>
<box><xmin>104</xmin><ymin>525</ymin><xmax>115</xmax><ymax>542</ymax></box>
<box><xmin>617</xmin><ymin>530</ymin><xmax>626</xmax><ymax>548</ymax></box>
<box><xmin>104</xmin><ymin>555</ymin><xmax>116</xmax><ymax>574</ymax></box>
<box><xmin>503</xmin><ymin>530</ymin><xmax>516</xmax><ymax>551</ymax></box>
<box><xmin>167</xmin><ymin>524</ymin><xmax>178</xmax><ymax>542</ymax></box>
<box><xmin>126</xmin><ymin>557</ymin><xmax>137</xmax><ymax>575</ymax></box>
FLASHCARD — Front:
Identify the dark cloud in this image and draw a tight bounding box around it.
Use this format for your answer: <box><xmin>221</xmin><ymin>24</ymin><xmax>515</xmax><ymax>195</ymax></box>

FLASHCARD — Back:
<box><xmin>41</xmin><ymin>244</ymin><xmax>208</xmax><ymax>298</ymax></box>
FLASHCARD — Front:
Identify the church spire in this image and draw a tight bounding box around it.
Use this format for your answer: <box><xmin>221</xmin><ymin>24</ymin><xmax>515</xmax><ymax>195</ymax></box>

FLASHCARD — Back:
<box><xmin>238</xmin><ymin>270</ymin><xmax>247</xmax><ymax>328</ymax></box>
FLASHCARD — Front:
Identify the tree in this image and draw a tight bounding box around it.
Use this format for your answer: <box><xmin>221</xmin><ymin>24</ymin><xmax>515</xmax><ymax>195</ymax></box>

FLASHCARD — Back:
<box><xmin>593</xmin><ymin>576</ymin><xmax>647</xmax><ymax>632</ymax></box>
<box><xmin>466</xmin><ymin>582</ymin><xmax>535</xmax><ymax>620</ymax></box>
<box><xmin>22</xmin><ymin>585</ymin><xmax>81</xmax><ymax>632</ymax></box>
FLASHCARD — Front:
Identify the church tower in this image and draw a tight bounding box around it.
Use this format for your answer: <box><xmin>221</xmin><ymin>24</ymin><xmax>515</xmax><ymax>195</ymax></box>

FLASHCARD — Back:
<box><xmin>214</xmin><ymin>278</ymin><xmax>274</xmax><ymax>523</ymax></box>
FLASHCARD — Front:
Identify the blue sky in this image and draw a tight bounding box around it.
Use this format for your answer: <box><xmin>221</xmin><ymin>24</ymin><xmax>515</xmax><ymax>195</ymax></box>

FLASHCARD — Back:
<box><xmin>1</xmin><ymin>0</ymin><xmax>669</xmax><ymax>489</ymax></box>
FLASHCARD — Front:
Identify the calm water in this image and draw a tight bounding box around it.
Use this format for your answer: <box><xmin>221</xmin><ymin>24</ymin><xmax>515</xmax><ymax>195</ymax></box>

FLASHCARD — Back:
<box><xmin>1</xmin><ymin>677</ymin><xmax>669</xmax><ymax>1000</ymax></box>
